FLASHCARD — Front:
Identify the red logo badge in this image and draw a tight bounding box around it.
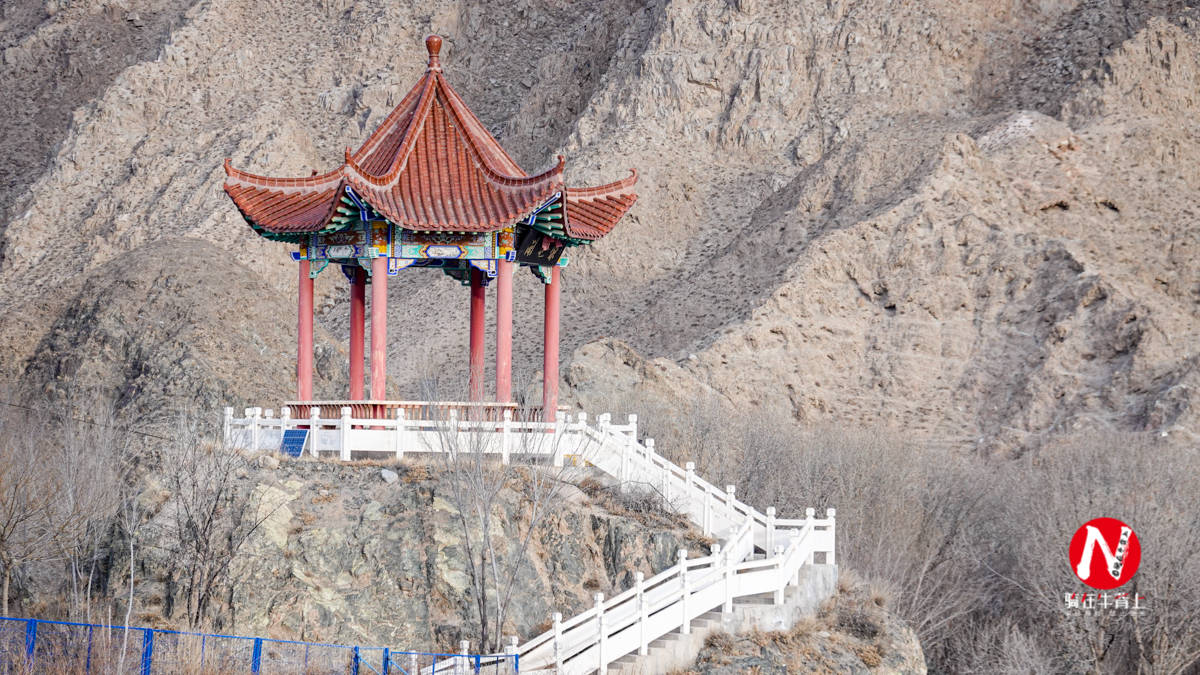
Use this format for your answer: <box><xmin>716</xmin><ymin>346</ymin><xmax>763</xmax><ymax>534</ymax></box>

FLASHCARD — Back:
<box><xmin>1069</xmin><ymin>517</ymin><xmax>1140</xmax><ymax>590</ymax></box>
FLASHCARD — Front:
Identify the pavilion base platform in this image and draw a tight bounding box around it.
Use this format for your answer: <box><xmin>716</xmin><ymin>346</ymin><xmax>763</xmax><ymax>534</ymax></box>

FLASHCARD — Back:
<box><xmin>225</xmin><ymin>402</ymin><xmax>576</xmax><ymax>463</ymax></box>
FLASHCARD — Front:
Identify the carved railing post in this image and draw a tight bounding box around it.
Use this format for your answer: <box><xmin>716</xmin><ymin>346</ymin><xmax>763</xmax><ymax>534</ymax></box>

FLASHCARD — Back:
<box><xmin>501</xmin><ymin>409</ymin><xmax>512</xmax><ymax>465</ymax></box>
<box><xmin>678</xmin><ymin>549</ymin><xmax>690</xmax><ymax>634</ymax></box>
<box><xmin>339</xmin><ymin>406</ymin><xmax>351</xmax><ymax>461</ymax></box>
<box><xmin>552</xmin><ymin>612</ymin><xmax>563</xmax><ymax>671</ymax></box>
<box><xmin>636</xmin><ymin>572</ymin><xmax>647</xmax><ymax>655</ymax></box>
<box><xmin>766</xmin><ymin>506</ymin><xmax>776</xmax><ymax>554</ymax></box>
<box><xmin>308</xmin><ymin>406</ymin><xmax>320</xmax><ymax>457</ymax></box>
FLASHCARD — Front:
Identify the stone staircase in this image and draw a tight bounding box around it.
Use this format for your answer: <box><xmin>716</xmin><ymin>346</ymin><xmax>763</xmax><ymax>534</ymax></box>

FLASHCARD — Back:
<box><xmin>606</xmin><ymin>566</ymin><xmax>839</xmax><ymax>674</ymax></box>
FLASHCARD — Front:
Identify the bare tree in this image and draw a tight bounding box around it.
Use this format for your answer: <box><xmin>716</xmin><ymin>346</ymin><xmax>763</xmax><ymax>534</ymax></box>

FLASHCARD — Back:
<box><xmin>50</xmin><ymin>399</ymin><xmax>126</xmax><ymax>621</ymax></box>
<box><xmin>156</xmin><ymin>416</ymin><xmax>277</xmax><ymax>629</ymax></box>
<box><xmin>421</xmin><ymin>380</ymin><xmax>591</xmax><ymax>652</ymax></box>
<box><xmin>0</xmin><ymin>403</ymin><xmax>115</xmax><ymax>616</ymax></box>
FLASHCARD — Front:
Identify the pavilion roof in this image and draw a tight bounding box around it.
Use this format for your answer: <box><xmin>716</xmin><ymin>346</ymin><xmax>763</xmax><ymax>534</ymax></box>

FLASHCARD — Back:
<box><xmin>223</xmin><ymin>35</ymin><xmax>637</xmax><ymax>243</ymax></box>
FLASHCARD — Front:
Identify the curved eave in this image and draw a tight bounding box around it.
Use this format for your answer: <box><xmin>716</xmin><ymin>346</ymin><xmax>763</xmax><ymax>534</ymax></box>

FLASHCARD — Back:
<box><xmin>223</xmin><ymin>160</ymin><xmax>352</xmax><ymax>238</ymax></box>
<box><xmin>345</xmin><ymin>157</ymin><xmax>565</xmax><ymax>233</ymax></box>
<box><xmin>563</xmin><ymin>169</ymin><xmax>639</xmax><ymax>241</ymax></box>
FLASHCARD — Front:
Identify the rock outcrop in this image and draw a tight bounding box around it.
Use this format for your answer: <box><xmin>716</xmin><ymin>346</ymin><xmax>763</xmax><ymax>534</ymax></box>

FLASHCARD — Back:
<box><xmin>118</xmin><ymin>456</ymin><xmax>706</xmax><ymax>651</ymax></box>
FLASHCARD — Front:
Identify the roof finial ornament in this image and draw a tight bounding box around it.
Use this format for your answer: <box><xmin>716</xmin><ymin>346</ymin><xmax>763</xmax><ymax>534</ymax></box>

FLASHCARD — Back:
<box><xmin>426</xmin><ymin>35</ymin><xmax>443</xmax><ymax>71</ymax></box>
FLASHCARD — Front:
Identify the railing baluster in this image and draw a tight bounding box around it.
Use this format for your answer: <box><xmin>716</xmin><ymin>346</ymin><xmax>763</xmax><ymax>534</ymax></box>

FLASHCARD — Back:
<box><xmin>636</xmin><ymin>571</ymin><xmax>648</xmax><ymax>656</ymax></box>
<box><xmin>594</xmin><ymin>593</ymin><xmax>607</xmax><ymax>671</ymax></box>
<box><xmin>250</xmin><ymin>407</ymin><xmax>262</xmax><ymax>452</ymax></box>
<box><xmin>679</xmin><ymin>549</ymin><xmax>690</xmax><ymax>634</ymax></box>
<box><xmin>552</xmin><ymin>612</ymin><xmax>564</xmax><ymax>670</ymax></box>
<box><xmin>774</xmin><ymin>544</ymin><xmax>788</xmax><ymax>604</ymax></box>
<box><xmin>309</xmin><ymin>406</ymin><xmax>320</xmax><ymax>457</ymax></box>
<box><xmin>340</xmin><ymin>407</ymin><xmax>352</xmax><ymax>461</ymax></box>
<box><xmin>394</xmin><ymin>409</ymin><xmax>406</xmax><ymax>460</ymax></box>
<box><xmin>723</xmin><ymin>541</ymin><xmax>734</xmax><ymax>612</ymax></box>
<box><xmin>827</xmin><ymin>508</ymin><xmax>838</xmax><ymax>565</ymax></box>
<box><xmin>766</xmin><ymin>506</ymin><xmax>776</xmax><ymax>554</ymax></box>
<box><xmin>501</xmin><ymin>409</ymin><xmax>512</xmax><ymax>465</ymax></box>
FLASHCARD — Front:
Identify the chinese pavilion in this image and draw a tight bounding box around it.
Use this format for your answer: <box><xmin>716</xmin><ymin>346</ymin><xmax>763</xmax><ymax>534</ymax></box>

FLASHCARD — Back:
<box><xmin>222</xmin><ymin>35</ymin><xmax>637</xmax><ymax>420</ymax></box>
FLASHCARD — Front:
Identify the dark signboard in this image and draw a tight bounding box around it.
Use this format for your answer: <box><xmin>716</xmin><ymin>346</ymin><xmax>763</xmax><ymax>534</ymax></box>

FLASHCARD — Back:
<box><xmin>514</xmin><ymin>226</ymin><xmax>566</xmax><ymax>267</ymax></box>
<box><xmin>280</xmin><ymin>429</ymin><xmax>309</xmax><ymax>458</ymax></box>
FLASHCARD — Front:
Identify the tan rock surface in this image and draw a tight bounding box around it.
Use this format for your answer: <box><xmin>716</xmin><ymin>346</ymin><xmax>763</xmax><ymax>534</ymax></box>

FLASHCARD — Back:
<box><xmin>0</xmin><ymin>1</ymin><xmax>1196</xmax><ymax>452</ymax></box>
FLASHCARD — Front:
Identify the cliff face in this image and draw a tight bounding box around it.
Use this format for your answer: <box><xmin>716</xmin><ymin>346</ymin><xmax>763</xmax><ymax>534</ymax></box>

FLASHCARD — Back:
<box><xmin>1</xmin><ymin>0</ymin><xmax>1197</xmax><ymax>451</ymax></box>
<box><xmin>111</xmin><ymin>456</ymin><xmax>704</xmax><ymax>651</ymax></box>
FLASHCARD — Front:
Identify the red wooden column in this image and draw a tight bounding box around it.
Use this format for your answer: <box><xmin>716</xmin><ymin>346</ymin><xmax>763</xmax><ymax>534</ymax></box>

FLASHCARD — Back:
<box><xmin>542</xmin><ymin>266</ymin><xmax>560</xmax><ymax>422</ymax></box>
<box><xmin>370</xmin><ymin>257</ymin><xmax>388</xmax><ymax>400</ymax></box>
<box><xmin>469</xmin><ymin>268</ymin><xmax>486</xmax><ymax>401</ymax></box>
<box><xmin>495</xmin><ymin>260</ymin><xmax>514</xmax><ymax>402</ymax></box>
<box><xmin>298</xmin><ymin>260</ymin><xmax>314</xmax><ymax>400</ymax></box>
<box><xmin>349</xmin><ymin>267</ymin><xmax>366</xmax><ymax>400</ymax></box>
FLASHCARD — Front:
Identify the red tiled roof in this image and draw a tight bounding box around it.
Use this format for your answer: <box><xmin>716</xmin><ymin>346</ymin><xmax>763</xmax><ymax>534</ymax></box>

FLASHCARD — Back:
<box><xmin>223</xmin><ymin>35</ymin><xmax>636</xmax><ymax>241</ymax></box>
<box><xmin>564</xmin><ymin>170</ymin><xmax>639</xmax><ymax>240</ymax></box>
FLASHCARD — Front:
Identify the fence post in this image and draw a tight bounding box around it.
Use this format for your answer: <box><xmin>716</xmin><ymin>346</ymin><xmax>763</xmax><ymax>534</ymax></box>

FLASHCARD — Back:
<box><xmin>409</xmin><ymin>652</ymin><xmax>418</xmax><ymax>674</ymax></box>
<box><xmin>23</xmin><ymin>618</ymin><xmax>36</xmax><ymax>665</ymax></box>
<box><xmin>766</xmin><ymin>507</ymin><xmax>776</xmax><ymax>554</ymax></box>
<box><xmin>552</xmin><ymin>611</ymin><xmax>564</xmax><ymax>670</ymax></box>
<box><xmin>251</xmin><ymin>637</ymin><xmax>263</xmax><ymax>673</ymax></box>
<box><xmin>382</xmin><ymin>647</ymin><xmax>390</xmax><ymax>675</ymax></box>
<box><xmin>724</xmin><ymin>485</ymin><xmax>736</xmax><ymax>532</ymax></box>
<box><xmin>703</xmin><ymin>488</ymin><xmax>712</xmax><ymax>536</ymax></box>
<box><xmin>684</xmin><ymin>461</ymin><xmax>695</xmax><ymax>501</ymax></box>
<box><xmin>352</xmin><ymin>645</ymin><xmax>360</xmax><ymax>675</ymax></box>
<box><xmin>309</xmin><ymin>406</ymin><xmax>321</xmax><ymax>457</ymax></box>
<box><xmin>634</xmin><ymin>571</ymin><xmax>648</xmax><ymax>656</ymax></box>
<box><xmin>250</xmin><ymin>407</ymin><xmax>262</xmax><ymax>451</ymax></box>
<box><xmin>506</xmin><ymin>636</ymin><xmax>519</xmax><ymax>675</ymax></box>
<box><xmin>620</xmin><ymin>431</ymin><xmax>631</xmax><ymax>493</ymax></box>
<box><xmin>501</xmin><ymin>409</ymin><xmax>512</xmax><ymax>465</ymax></box>
<box><xmin>394</xmin><ymin>408</ymin><xmax>405</xmax><ymax>460</ymax></box>
<box><xmin>594</xmin><ymin>593</ymin><xmax>607</xmax><ymax>671</ymax></box>
<box><xmin>774</xmin><ymin>544</ymin><xmax>787</xmax><ymax>605</ymax></box>
<box><xmin>723</xmin><ymin>541</ymin><xmax>734</xmax><ymax>612</ymax></box>
<box><xmin>678</xmin><ymin>549</ymin><xmax>690</xmax><ymax>634</ymax></box>
<box><xmin>340</xmin><ymin>406</ymin><xmax>352</xmax><ymax>461</ymax></box>
<box><xmin>140</xmin><ymin>629</ymin><xmax>154</xmax><ymax>675</ymax></box>
<box><xmin>805</xmin><ymin>508</ymin><xmax>817</xmax><ymax>564</ymax></box>
<box><xmin>827</xmin><ymin>508</ymin><xmax>837</xmax><ymax>565</ymax></box>
<box><xmin>645</xmin><ymin>437</ymin><xmax>655</xmax><ymax>458</ymax></box>
<box><xmin>281</xmin><ymin>406</ymin><xmax>292</xmax><ymax>437</ymax></box>
<box><xmin>223</xmin><ymin>407</ymin><xmax>234</xmax><ymax>447</ymax></box>
<box><xmin>458</xmin><ymin>640</ymin><xmax>469</xmax><ymax>675</ymax></box>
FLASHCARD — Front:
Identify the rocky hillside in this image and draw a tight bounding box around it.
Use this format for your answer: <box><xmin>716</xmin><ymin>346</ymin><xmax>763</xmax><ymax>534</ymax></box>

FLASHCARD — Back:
<box><xmin>96</xmin><ymin>454</ymin><xmax>706</xmax><ymax>651</ymax></box>
<box><xmin>1</xmin><ymin>0</ymin><xmax>1197</xmax><ymax>452</ymax></box>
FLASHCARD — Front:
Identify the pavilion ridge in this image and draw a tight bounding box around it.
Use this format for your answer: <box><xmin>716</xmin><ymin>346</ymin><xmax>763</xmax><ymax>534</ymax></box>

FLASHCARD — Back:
<box><xmin>223</xmin><ymin>35</ymin><xmax>638</xmax><ymax>420</ymax></box>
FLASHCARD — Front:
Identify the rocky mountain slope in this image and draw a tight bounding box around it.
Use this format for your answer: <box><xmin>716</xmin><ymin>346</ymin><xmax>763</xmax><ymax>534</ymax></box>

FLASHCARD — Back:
<box><xmin>84</xmin><ymin>455</ymin><xmax>705</xmax><ymax>651</ymax></box>
<box><xmin>1</xmin><ymin>0</ymin><xmax>1196</xmax><ymax>452</ymax></box>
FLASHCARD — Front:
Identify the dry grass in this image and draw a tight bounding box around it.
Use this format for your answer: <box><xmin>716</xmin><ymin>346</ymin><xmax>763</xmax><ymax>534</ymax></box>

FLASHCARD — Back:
<box><xmin>575</xmin><ymin>476</ymin><xmax>691</xmax><ymax>530</ymax></box>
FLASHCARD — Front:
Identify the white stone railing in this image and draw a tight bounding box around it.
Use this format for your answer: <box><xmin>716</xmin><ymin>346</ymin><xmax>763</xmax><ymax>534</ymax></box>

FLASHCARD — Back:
<box><xmin>224</xmin><ymin>406</ymin><xmax>836</xmax><ymax>674</ymax></box>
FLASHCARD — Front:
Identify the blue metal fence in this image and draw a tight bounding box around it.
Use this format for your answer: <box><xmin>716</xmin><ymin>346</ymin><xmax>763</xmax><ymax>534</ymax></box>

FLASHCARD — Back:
<box><xmin>0</xmin><ymin>617</ymin><xmax>518</xmax><ymax>674</ymax></box>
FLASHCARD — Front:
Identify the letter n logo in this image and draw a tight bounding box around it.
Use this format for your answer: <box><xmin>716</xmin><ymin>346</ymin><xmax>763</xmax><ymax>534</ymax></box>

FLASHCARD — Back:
<box><xmin>1069</xmin><ymin>517</ymin><xmax>1141</xmax><ymax>590</ymax></box>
